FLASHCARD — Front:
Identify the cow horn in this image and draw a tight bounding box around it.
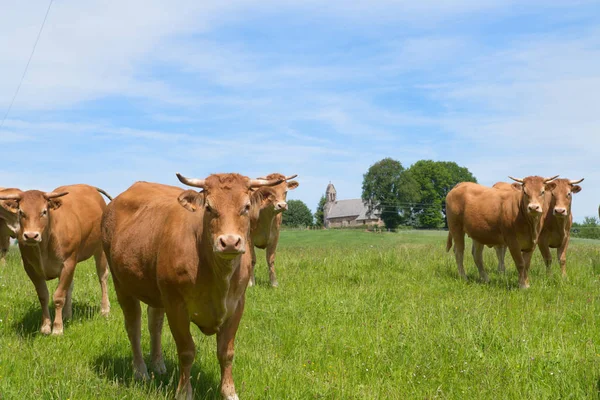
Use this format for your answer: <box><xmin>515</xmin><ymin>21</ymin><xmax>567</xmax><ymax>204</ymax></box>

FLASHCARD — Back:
<box><xmin>508</xmin><ymin>176</ymin><xmax>524</xmax><ymax>183</ymax></box>
<box><xmin>544</xmin><ymin>175</ymin><xmax>559</xmax><ymax>183</ymax></box>
<box><xmin>248</xmin><ymin>178</ymin><xmax>285</xmax><ymax>188</ymax></box>
<box><xmin>0</xmin><ymin>193</ymin><xmax>22</xmax><ymax>201</ymax></box>
<box><xmin>176</xmin><ymin>173</ymin><xmax>206</xmax><ymax>189</ymax></box>
<box><xmin>569</xmin><ymin>178</ymin><xmax>584</xmax><ymax>185</ymax></box>
<box><xmin>44</xmin><ymin>191</ymin><xmax>69</xmax><ymax>200</ymax></box>
<box><xmin>285</xmin><ymin>174</ymin><xmax>298</xmax><ymax>180</ymax></box>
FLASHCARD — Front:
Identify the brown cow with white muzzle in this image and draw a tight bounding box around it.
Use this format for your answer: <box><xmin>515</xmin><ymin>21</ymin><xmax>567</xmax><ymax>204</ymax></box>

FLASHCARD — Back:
<box><xmin>101</xmin><ymin>173</ymin><xmax>283</xmax><ymax>400</ymax></box>
<box><xmin>494</xmin><ymin>178</ymin><xmax>583</xmax><ymax>277</ymax></box>
<box><xmin>0</xmin><ymin>184</ymin><xmax>112</xmax><ymax>334</ymax></box>
<box><xmin>446</xmin><ymin>175</ymin><xmax>557</xmax><ymax>288</ymax></box>
<box><xmin>248</xmin><ymin>173</ymin><xmax>299</xmax><ymax>287</ymax></box>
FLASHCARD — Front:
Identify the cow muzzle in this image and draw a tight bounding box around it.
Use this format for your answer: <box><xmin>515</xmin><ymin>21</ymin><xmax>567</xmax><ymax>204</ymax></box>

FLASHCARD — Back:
<box><xmin>527</xmin><ymin>204</ymin><xmax>542</xmax><ymax>214</ymax></box>
<box><xmin>215</xmin><ymin>234</ymin><xmax>245</xmax><ymax>257</ymax></box>
<box><xmin>275</xmin><ymin>202</ymin><xmax>288</xmax><ymax>212</ymax></box>
<box><xmin>553</xmin><ymin>207</ymin><xmax>568</xmax><ymax>216</ymax></box>
<box><xmin>22</xmin><ymin>231</ymin><xmax>41</xmax><ymax>245</ymax></box>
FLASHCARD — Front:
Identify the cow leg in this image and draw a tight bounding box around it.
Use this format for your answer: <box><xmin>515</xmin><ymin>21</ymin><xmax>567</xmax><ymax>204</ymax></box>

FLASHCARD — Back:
<box><xmin>217</xmin><ymin>297</ymin><xmax>245</xmax><ymax>400</ymax></box>
<box><xmin>557</xmin><ymin>240</ymin><xmax>569</xmax><ymax>278</ymax></box>
<box><xmin>115</xmin><ymin>283</ymin><xmax>148</xmax><ymax>380</ymax></box>
<box><xmin>0</xmin><ymin>234</ymin><xmax>9</xmax><ymax>266</ymax></box>
<box><xmin>471</xmin><ymin>240</ymin><xmax>489</xmax><ymax>283</ymax></box>
<box><xmin>266</xmin><ymin>237</ymin><xmax>279</xmax><ymax>287</ymax></box>
<box><xmin>148</xmin><ymin>306</ymin><xmax>166</xmax><ymax>375</ymax></box>
<box><xmin>247</xmin><ymin>245</ymin><xmax>256</xmax><ymax>287</ymax></box>
<box><xmin>63</xmin><ymin>280</ymin><xmax>74</xmax><ymax>321</ymax></box>
<box><xmin>51</xmin><ymin>257</ymin><xmax>77</xmax><ymax>335</ymax></box>
<box><xmin>537</xmin><ymin>242</ymin><xmax>553</xmax><ymax>275</ymax></box>
<box><xmin>495</xmin><ymin>246</ymin><xmax>507</xmax><ymax>273</ymax></box>
<box><xmin>165</xmin><ymin>299</ymin><xmax>195</xmax><ymax>400</ymax></box>
<box><xmin>452</xmin><ymin>232</ymin><xmax>467</xmax><ymax>280</ymax></box>
<box><xmin>507</xmin><ymin>241</ymin><xmax>529</xmax><ymax>289</ymax></box>
<box><xmin>23</xmin><ymin>261</ymin><xmax>51</xmax><ymax>335</ymax></box>
<box><xmin>94</xmin><ymin>251</ymin><xmax>111</xmax><ymax>316</ymax></box>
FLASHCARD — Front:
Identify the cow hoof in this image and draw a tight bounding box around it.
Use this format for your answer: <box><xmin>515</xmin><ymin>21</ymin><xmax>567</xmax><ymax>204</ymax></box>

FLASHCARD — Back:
<box><xmin>270</xmin><ymin>280</ymin><xmax>279</xmax><ymax>288</ymax></box>
<box><xmin>224</xmin><ymin>395</ymin><xmax>239</xmax><ymax>400</ymax></box>
<box><xmin>100</xmin><ymin>307</ymin><xmax>110</xmax><ymax>317</ymax></box>
<box><xmin>40</xmin><ymin>324</ymin><xmax>52</xmax><ymax>335</ymax></box>
<box><xmin>133</xmin><ymin>366</ymin><xmax>150</xmax><ymax>381</ymax></box>
<box><xmin>247</xmin><ymin>280</ymin><xmax>254</xmax><ymax>288</ymax></box>
<box><xmin>51</xmin><ymin>327</ymin><xmax>64</xmax><ymax>336</ymax></box>
<box><xmin>519</xmin><ymin>283</ymin><xmax>530</xmax><ymax>290</ymax></box>
<box><xmin>151</xmin><ymin>360</ymin><xmax>167</xmax><ymax>375</ymax></box>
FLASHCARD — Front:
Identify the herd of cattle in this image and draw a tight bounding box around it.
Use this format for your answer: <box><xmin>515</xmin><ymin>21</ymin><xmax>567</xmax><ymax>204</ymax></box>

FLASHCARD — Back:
<box><xmin>0</xmin><ymin>172</ymin><xmax>587</xmax><ymax>399</ymax></box>
<box><xmin>446</xmin><ymin>175</ymin><xmax>584</xmax><ymax>289</ymax></box>
<box><xmin>0</xmin><ymin>172</ymin><xmax>297</xmax><ymax>400</ymax></box>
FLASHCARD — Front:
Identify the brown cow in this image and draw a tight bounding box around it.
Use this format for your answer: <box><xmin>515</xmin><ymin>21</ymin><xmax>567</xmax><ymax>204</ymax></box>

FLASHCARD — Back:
<box><xmin>494</xmin><ymin>178</ymin><xmax>583</xmax><ymax>276</ymax></box>
<box><xmin>0</xmin><ymin>188</ymin><xmax>23</xmax><ymax>265</ymax></box>
<box><xmin>248</xmin><ymin>173</ymin><xmax>299</xmax><ymax>287</ymax></box>
<box><xmin>101</xmin><ymin>173</ymin><xmax>283</xmax><ymax>400</ymax></box>
<box><xmin>0</xmin><ymin>184</ymin><xmax>112</xmax><ymax>335</ymax></box>
<box><xmin>446</xmin><ymin>175</ymin><xmax>557</xmax><ymax>288</ymax></box>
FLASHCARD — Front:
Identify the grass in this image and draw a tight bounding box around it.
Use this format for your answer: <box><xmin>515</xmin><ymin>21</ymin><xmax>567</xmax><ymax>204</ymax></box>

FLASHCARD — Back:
<box><xmin>0</xmin><ymin>230</ymin><xmax>599</xmax><ymax>399</ymax></box>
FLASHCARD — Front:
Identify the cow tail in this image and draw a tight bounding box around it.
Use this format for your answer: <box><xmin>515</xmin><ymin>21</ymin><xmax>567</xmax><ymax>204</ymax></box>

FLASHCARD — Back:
<box><xmin>446</xmin><ymin>232</ymin><xmax>453</xmax><ymax>252</ymax></box>
<box><xmin>96</xmin><ymin>187</ymin><xmax>113</xmax><ymax>201</ymax></box>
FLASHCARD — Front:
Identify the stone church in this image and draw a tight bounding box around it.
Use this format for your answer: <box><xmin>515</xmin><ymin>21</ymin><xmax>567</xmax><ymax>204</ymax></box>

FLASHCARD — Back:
<box><xmin>323</xmin><ymin>183</ymin><xmax>383</xmax><ymax>228</ymax></box>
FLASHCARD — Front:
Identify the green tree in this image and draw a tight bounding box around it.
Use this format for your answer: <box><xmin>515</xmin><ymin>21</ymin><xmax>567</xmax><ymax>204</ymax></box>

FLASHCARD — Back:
<box><xmin>313</xmin><ymin>195</ymin><xmax>327</xmax><ymax>228</ymax></box>
<box><xmin>407</xmin><ymin>160</ymin><xmax>477</xmax><ymax>228</ymax></box>
<box><xmin>282</xmin><ymin>200</ymin><xmax>314</xmax><ymax>227</ymax></box>
<box><xmin>362</xmin><ymin>158</ymin><xmax>420</xmax><ymax>230</ymax></box>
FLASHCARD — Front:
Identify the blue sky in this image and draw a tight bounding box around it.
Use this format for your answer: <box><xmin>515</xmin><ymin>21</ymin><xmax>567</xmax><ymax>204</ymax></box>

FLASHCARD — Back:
<box><xmin>1</xmin><ymin>0</ymin><xmax>599</xmax><ymax>220</ymax></box>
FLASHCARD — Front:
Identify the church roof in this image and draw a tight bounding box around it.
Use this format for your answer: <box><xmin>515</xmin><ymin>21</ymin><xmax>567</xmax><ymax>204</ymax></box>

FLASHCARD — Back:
<box><xmin>326</xmin><ymin>182</ymin><xmax>336</xmax><ymax>193</ymax></box>
<box><xmin>327</xmin><ymin>199</ymin><xmax>378</xmax><ymax>220</ymax></box>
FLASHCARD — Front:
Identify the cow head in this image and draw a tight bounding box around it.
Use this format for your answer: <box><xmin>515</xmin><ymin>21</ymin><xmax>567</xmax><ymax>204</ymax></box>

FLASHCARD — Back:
<box><xmin>176</xmin><ymin>173</ymin><xmax>284</xmax><ymax>259</ymax></box>
<box><xmin>508</xmin><ymin>175</ymin><xmax>558</xmax><ymax>216</ymax></box>
<box><xmin>0</xmin><ymin>188</ymin><xmax>25</xmax><ymax>236</ymax></box>
<box><xmin>548</xmin><ymin>178</ymin><xmax>583</xmax><ymax>217</ymax></box>
<box><xmin>0</xmin><ymin>190</ymin><xmax>69</xmax><ymax>245</ymax></box>
<box><xmin>251</xmin><ymin>173</ymin><xmax>299</xmax><ymax>215</ymax></box>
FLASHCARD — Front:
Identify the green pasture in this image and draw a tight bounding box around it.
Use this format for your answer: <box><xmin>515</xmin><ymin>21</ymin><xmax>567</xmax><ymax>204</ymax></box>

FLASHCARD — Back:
<box><xmin>0</xmin><ymin>230</ymin><xmax>599</xmax><ymax>399</ymax></box>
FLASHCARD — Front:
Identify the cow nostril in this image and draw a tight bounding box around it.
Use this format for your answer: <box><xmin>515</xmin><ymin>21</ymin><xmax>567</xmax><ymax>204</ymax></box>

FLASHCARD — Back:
<box><xmin>235</xmin><ymin>237</ymin><xmax>242</xmax><ymax>248</ymax></box>
<box><xmin>219</xmin><ymin>237</ymin><xmax>226</xmax><ymax>248</ymax></box>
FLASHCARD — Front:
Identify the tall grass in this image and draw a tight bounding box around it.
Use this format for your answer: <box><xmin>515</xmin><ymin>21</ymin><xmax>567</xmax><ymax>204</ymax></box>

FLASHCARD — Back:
<box><xmin>0</xmin><ymin>230</ymin><xmax>599</xmax><ymax>399</ymax></box>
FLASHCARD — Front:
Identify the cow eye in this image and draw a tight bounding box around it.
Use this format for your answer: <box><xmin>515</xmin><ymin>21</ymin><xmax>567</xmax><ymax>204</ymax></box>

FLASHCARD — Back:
<box><xmin>540</xmin><ymin>190</ymin><xmax>545</xmax><ymax>195</ymax></box>
<box><xmin>41</xmin><ymin>209</ymin><xmax>48</xmax><ymax>217</ymax></box>
<box><xmin>205</xmin><ymin>204</ymin><xmax>214</xmax><ymax>213</ymax></box>
<box><xmin>18</xmin><ymin>210</ymin><xmax>25</xmax><ymax>218</ymax></box>
<box><xmin>242</xmin><ymin>203</ymin><xmax>251</xmax><ymax>214</ymax></box>
<box><xmin>567</xmin><ymin>192</ymin><xmax>572</xmax><ymax>197</ymax></box>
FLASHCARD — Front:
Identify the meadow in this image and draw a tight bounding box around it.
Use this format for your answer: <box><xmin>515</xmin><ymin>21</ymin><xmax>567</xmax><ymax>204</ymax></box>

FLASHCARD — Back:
<box><xmin>0</xmin><ymin>230</ymin><xmax>599</xmax><ymax>399</ymax></box>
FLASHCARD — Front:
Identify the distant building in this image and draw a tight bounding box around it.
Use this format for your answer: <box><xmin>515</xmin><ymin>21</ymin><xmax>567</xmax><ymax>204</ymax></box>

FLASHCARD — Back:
<box><xmin>323</xmin><ymin>183</ymin><xmax>383</xmax><ymax>228</ymax></box>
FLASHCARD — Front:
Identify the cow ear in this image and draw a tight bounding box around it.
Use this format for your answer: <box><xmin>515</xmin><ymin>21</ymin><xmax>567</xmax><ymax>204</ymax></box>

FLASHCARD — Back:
<box><xmin>571</xmin><ymin>185</ymin><xmax>582</xmax><ymax>194</ymax></box>
<box><xmin>544</xmin><ymin>182</ymin><xmax>557</xmax><ymax>192</ymax></box>
<box><xmin>511</xmin><ymin>183</ymin><xmax>522</xmax><ymax>192</ymax></box>
<box><xmin>48</xmin><ymin>199</ymin><xmax>63</xmax><ymax>210</ymax></box>
<box><xmin>287</xmin><ymin>181</ymin><xmax>299</xmax><ymax>190</ymax></box>
<box><xmin>1</xmin><ymin>200</ymin><xmax>19</xmax><ymax>214</ymax></box>
<box><xmin>178</xmin><ymin>190</ymin><xmax>204</xmax><ymax>212</ymax></box>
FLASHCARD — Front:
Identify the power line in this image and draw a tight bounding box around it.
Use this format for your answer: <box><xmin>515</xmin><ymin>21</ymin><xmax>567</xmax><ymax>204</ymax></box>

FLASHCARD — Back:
<box><xmin>0</xmin><ymin>0</ymin><xmax>54</xmax><ymax>131</ymax></box>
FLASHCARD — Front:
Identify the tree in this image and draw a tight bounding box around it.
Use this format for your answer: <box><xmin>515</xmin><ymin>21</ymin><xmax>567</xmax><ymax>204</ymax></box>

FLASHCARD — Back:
<box><xmin>313</xmin><ymin>195</ymin><xmax>327</xmax><ymax>228</ymax></box>
<box><xmin>282</xmin><ymin>200</ymin><xmax>314</xmax><ymax>227</ymax></box>
<box><xmin>362</xmin><ymin>158</ymin><xmax>420</xmax><ymax>230</ymax></box>
<box><xmin>407</xmin><ymin>160</ymin><xmax>477</xmax><ymax>228</ymax></box>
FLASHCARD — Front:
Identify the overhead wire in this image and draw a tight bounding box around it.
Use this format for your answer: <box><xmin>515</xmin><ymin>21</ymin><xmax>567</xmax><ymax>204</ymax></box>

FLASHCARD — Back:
<box><xmin>0</xmin><ymin>0</ymin><xmax>54</xmax><ymax>131</ymax></box>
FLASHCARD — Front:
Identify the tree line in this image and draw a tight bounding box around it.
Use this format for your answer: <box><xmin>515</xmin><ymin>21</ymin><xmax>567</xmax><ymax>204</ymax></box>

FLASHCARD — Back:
<box><xmin>281</xmin><ymin>158</ymin><xmax>477</xmax><ymax>229</ymax></box>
